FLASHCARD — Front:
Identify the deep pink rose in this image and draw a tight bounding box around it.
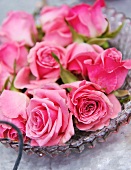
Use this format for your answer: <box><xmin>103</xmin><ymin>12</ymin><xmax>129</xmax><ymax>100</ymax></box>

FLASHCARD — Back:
<box><xmin>27</xmin><ymin>42</ymin><xmax>66</xmax><ymax>79</ymax></box>
<box><xmin>26</xmin><ymin>88</ymin><xmax>74</xmax><ymax>146</ymax></box>
<box><xmin>0</xmin><ymin>42</ymin><xmax>28</xmax><ymax>73</ymax></box>
<box><xmin>0</xmin><ymin>11</ymin><xmax>37</xmax><ymax>46</ymax></box>
<box><xmin>66</xmin><ymin>42</ymin><xmax>103</xmax><ymax>76</ymax></box>
<box><xmin>40</xmin><ymin>5</ymin><xmax>72</xmax><ymax>46</ymax></box>
<box><xmin>66</xmin><ymin>0</ymin><xmax>107</xmax><ymax>38</ymax></box>
<box><xmin>86</xmin><ymin>48</ymin><xmax>131</xmax><ymax>94</ymax></box>
<box><xmin>62</xmin><ymin>80</ymin><xmax>121</xmax><ymax>131</ymax></box>
<box><xmin>0</xmin><ymin>90</ymin><xmax>29</xmax><ymax>141</ymax></box>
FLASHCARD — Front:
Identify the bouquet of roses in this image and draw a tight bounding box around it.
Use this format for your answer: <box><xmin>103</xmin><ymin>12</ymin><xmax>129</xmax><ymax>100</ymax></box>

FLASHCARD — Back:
<box><xmin>0</xmin><ymin>0</ymin><xmax>131</xmax><ymax>148</ymax></box>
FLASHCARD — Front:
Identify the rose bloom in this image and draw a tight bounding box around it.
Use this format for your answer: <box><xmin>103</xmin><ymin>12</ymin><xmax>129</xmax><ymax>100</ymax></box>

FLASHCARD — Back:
<box><xmin>0</xmin><ymin>11</ymin><xmax>37</xmax><ymax>46</ymax></box>
<box><xmin>40</xmin><ymin>5</ymin><xmax>72</xmax><ymax>46</ymax></box>
<box><xmin>66</xmin><ymin>42</ymin><xmax>104</xmax><ymax>77</ymax></box>
<box><xmin>66</xmin><ymin>0</ymin><xmax>107</xmax><ymax>38</ymax></box>
<box><xmin>26</xmin><ymin>87</ymin><xmax>74</xmax><ymax>146</ymax></box>
<box><xmin>14</xmin><ymin>66</ymin><xmax>57</xmax><ymax>90</ymax></box>
<box><xmin>86</xmin><ymin>48</ymin><xmax>131</xmax><ymax>94</ymax></box>
<box><xmin>0</xmin><ymin>42</ymin><xmax>28</xmax><ymax>73</ymax></box>
<box><xmin>0</xmin><ymin>42</ymin><xmax>28</xmax><ymax>90</ymax></box>
<box><xmin>0</xmin><ymin>90</ymin><xmax>29</xmax><ymax>141</ymax></box>
<box><xmin>62</xmin><ymin>80</ymin><xmax>121</xmax><ymax>131</ymax></box>
<box><xmin>27</xmin><ymin>41</ymin><xmax>66</xmax><ymax>80</ymax></box>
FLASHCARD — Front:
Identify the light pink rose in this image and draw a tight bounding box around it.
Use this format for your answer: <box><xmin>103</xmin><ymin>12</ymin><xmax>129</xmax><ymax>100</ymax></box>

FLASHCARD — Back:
<box><xmin>0</xmin><ymin>90</ymin><xmax>29</xmax><ymax>141</ymax></box>
<box><xmin>66</xmin><ymin>0</ymin><xmax>107</xmax><ymax>38</ymax></box>
<box><xmin>40</xmin><ymin>5</ymin><xmax>72</xmax><ymax>46</ymax></box>
<box><xmin>43</xmin><ymin>19</ymin><xmax>72</xmax><ymax>47</ymax></box>
<box><xmin>26</xmin><ymin>88</ymin><xmax>74</xmax><ymax>146</ymax></box>
<box><xmin>66</xmin><ymin>42</ymin><xmax>104</xmax><ymax>77</ymax></box>
<box><xmin>14</xmin><ymin>66</ymin><xmax>57</xmax><ymax>90</ymax></box>
<box><xmin>86</xmin><ymin>48</ymin><xmax>131</xmax><ymax>94</ymax></box>
<box><xmin>27</xmin><ymin>42</ymin><xmax>66</xmax><ymax>80</ymax></box>
<box><xmin>0</xmin><ymin>11</ymin><xmax>37</xmax><ymax>46</ymax></box>
<box><xmin>0</xmin><ymin>42</ymin><xmax>28</xmax><ymax>73</ymax></box>
<box><xmin>40</xmin><ymin>5</ymin><xmax>69</xmax><ymax>31</ymax></box>
<box><xmin>62</xmin><ymin>80</ymin><xmax>121</xmax><ymax>131</ymax></box>
<box><xmin>0</xmin><ymin>42</ymin><xmax>28</xmax><ymax>91</ymax></box>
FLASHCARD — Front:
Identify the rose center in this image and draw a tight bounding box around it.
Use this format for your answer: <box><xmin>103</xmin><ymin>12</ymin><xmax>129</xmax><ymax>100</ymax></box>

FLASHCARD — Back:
<box><xmin>37</xmin><ymin>51</ymin><xmax>57</xmax><ymax>67</ymax></box>
<box><xmin>32</xmin><ymin>108</ymin><xmax>47</xmax><ymax>130</ymax></box>
<box><xmin>78</xmin><ymin>98</ymin><xmax>97</xmax><ymax>119</ymax></box>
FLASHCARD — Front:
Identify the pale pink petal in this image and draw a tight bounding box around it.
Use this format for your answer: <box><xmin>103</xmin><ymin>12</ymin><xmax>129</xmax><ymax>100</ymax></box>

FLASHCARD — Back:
<box><xmin>1</xmin><ymin>11</ymin><xmax>37</xmax><ymax>46</ymax></box>
<box><xmin>108</xmin><ymin>93</ymin><xmax>121</xmax><ymax>119</ymax></box>
<box><xmin>60</xmin><ymin>113</ymin><xmax>74</xmax><ymax>144</ymax></box>
<box><xmin>0</xmin><ymin>90</ymin><xmax>29</xmax><ymax>119</ymax></box>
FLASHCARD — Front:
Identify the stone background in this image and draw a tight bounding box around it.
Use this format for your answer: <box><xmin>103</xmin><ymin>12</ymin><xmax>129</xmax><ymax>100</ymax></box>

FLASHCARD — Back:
<box><xmin>0</xmin><ymin>0</ymin><xmax>131</xmax><ymax>170</ymax></box>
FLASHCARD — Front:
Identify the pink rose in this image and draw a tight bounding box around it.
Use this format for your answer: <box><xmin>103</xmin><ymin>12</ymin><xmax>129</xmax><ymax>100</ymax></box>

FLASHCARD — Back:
<box><xmin>62</xmin><ymin>81</ymin><xmax>121</xmax><ymax>131</ymax></box>
<box><xmin>26</xmin><ymin>88</ymin><xmax>74</xmax><ymax>146</ymax></box>
<box><xmin>66</xmin><ymin>0</ymin><xmax>107</xmax><ymax>38</ymax></box>
<box><xmin>86</xmin><ymin>48</ymin><xmax>131</xmax><ymax>94</ymax></box>
<box><xmin>0</xmin><ymin>42</ymin><xmax>28</xmax><ymax>73</ymax></box>
<box><xmin>40</xmin><ymin>5</ymin><xmax>72</xmax><ymax>46</ymax></box>
<box><xmin>27</xmin><ymin>42</ymin><xmax>66</xmax><ymax>79</ymax></box>
<box><xmin>0</xmin><ymin>42</ymin><xmax>28</xmax><ymax>91</ymax></box>
<box><xmin>66</xmin><ymin>42</ymin><xmax>103</xmax><ymax>76</ymax></box>
<box><xmin>14</xmin><ymin>66</ymin><xmax>56</xmax><ymax>90</ymax></box>
<box><xmin>0</xmin><ymin>90</ymin><xmax>29</xmax><ymax>141</ymax></box>
<box><xmin>43</xmin><ymin>19</ymin><xmax>72</xmax><ymax>47</ymax></box>
<box><xmin>40</xmin><ymin>5</ymin><xmax>69</xmax><ymax>31</ymax></box>
<box><xmin>0</xmin><ymin>11</ymin><xmax>37</xmax><ymax>46</ymax></box>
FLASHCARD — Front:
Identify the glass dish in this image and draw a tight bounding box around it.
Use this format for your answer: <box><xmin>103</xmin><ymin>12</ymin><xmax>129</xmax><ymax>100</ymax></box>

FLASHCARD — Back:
<box><xmin>1</xmin><ymin>7</ymin><xmax>131</xmax><ymax>157</ymax></box>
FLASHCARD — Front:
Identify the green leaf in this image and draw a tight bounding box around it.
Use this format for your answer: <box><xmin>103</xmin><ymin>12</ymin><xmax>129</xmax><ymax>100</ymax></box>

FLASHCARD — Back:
<box><xmin>31</xmin><ymin>26</ymin><xmax>44</xmax><ymax>45</ymax></box>
<box><xmin>87</xmin><ymin>37</ymin><xmax>109</xmax><ymax>46</ymax></box>
<box><xmin>52</xmin><ymin>53</ymin><xmax>78</xmax><ymax>84</ymax></box>
<box><xmin>100</xmin><ymin>19</ymin><xmax>110</xmax><ymax>37</ymax></box>
<box><xmin>113</xmin><ymin>90</ymin><xmax>130</xmax><ymax>98</ymax></box>
<box><xmin>102</xmin><ymin>22</ymin><xmax>124</xmax><ymax>39</ymax></box>
<box><xmin>52</xmin><ymin>53</ymin><xmax>60</xmax><ymax>64</ymax></box>
<box><xmin>119</xmin><ymin>95</ymin><xmax>131</xmax><ymax>104</ymax></box>
<box><xmin>37</xmin><ymin>26</ymin><xmax>45</xmax><ymax>41</ymax></box>
<box><xmin>65</xmin><ymin>20</ymin><xmax>89</xmax><ymax>43</ymax></box>
<box><xmin>1</xmin><ymin>77</ymin><xmax>10</xmax><ymax>92</ymax></box>
<box><xmin>113</xmin><ymin>89</ymin><xmax>131</xmax><ymax>104</ymax></box>
<box><xmin>60</xmin><ymin>66</ymin><xmax>78</xmax><ymax>84</ymax></box>
<box><xmin>101</xmin><ymin>41</ymin><xmax>110</xmax><ymax>49</ymax></box>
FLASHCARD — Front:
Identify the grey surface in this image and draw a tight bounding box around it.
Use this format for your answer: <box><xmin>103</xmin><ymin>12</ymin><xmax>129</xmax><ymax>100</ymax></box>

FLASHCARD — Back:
<box><xmin>0</xmin><ymin>0</ymin><xmax>131</xmax><ymax>170</ymax></box>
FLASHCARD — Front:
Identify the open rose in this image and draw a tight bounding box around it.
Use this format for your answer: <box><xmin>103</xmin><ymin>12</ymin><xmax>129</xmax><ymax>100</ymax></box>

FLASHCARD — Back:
<box><xmin>0</xmin><ymin>11</ymin><xmax>37</xmax><ymax>46</ymax></box>
<box><xmin>0</xmin><ymin>42</ymin><xmax>28</xmax><ymax>91</ymax></box>
<box><xmin>62</xmin><ymin>81</ymin><xmax>121</xmax><ymax>131</ymax></box>
<box><xmin>40</xmin><ymin>5</ymin><xmax>72</xmax><ymax>46</ymax></box>
<box><xmin>66</xmin><ymin>0</ymin><xmax>107</xmax><ymax>38</ymax></box>
<box><xmin>0</xmin><ymin>90</ymin><xmax>29</xmax><ymax>141</ymax></box>
<box><xmin>14</xmin><ymin>66</ymin><xmax>57</xmax><ymax>90</ymax></box>
<box><xmin>0</xmin><ymin>42</ymin><xmax>28</xmax><ymax>73</ymax></box>
<box><xmin>86</xmin><ymin>48</ymin><xmax>131</xmax><ymax>94</ymax></box>
<box><xmin>27</xmin><ymin>41</ymin><xmax>66</xmax><ymax>80</ymax></box>
<box><xmin>26</xmin><ymin>88</ymin><xmax>74</xmax><ymax>146</ymax></box>
<box><xmin>66</xmin><ymin>42</ymin><xmax>104</xmax><ymax>77</ymax></box>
